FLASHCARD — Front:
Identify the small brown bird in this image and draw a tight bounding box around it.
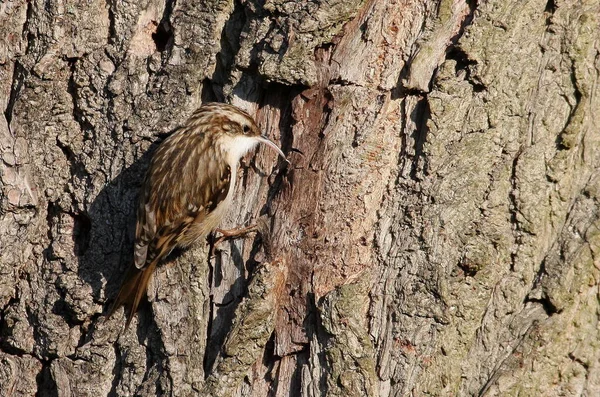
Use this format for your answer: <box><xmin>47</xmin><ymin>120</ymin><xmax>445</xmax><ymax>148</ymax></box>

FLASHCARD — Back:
<box><xmin>110</xmin><ymin>102</ymin><xmax>286</xmax><ymax>328</ymax></box>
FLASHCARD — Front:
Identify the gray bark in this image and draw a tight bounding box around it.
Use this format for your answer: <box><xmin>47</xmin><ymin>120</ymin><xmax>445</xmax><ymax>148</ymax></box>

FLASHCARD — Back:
<box><xmin>1</xmin><ymin>0</ymin><xmax>599</xmax><ymax>396</ymax></box>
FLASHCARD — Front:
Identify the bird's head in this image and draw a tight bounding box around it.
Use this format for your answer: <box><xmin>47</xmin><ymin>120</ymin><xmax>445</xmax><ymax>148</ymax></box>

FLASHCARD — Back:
<box><xmin>197</xmin><ymin>103</ymin><xmax>287</xmax><ymax>165</ymax></box>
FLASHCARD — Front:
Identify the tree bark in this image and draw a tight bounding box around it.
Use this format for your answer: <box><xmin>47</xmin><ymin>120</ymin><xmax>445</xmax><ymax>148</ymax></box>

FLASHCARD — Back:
<box><xmin>1</xmin><ymin>0</ymin><xmax>599</xmax><ymax>396</ymax></box>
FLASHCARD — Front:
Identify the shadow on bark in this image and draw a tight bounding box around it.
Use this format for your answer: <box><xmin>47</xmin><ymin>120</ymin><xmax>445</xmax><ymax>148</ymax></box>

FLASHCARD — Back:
<box><xmin>76</xmin><ymin>144</ymin><xmax>155</xmax><ymax>313</ymax></box>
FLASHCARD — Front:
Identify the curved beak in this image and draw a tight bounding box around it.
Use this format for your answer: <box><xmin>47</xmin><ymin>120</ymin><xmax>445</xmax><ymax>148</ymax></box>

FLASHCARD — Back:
<box><xmin>257</xmin><ymin>135</ymin><xmax>289</xmax><ymax>163</ymax></box>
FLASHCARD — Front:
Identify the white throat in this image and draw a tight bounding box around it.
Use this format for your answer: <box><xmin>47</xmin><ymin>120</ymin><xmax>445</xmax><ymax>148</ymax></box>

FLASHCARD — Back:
<box><xmin>222</xmin><ymin>135</ymin><xmax>260</xmax><ymax>167</ymax></box>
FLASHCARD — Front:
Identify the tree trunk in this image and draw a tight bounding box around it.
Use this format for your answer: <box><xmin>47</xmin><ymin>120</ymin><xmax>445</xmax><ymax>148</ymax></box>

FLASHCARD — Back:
<box><xmin>1</xmin><ymin>0</ymin><xmax>599</xmax><ymax>396</ymax></box>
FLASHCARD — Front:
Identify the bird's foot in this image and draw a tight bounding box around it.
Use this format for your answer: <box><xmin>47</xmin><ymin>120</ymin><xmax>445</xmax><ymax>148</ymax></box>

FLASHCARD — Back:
<box><xmin>213</xmin><ymin>225</ymin><xmax>258</xmax><ymax>247</ymax></box>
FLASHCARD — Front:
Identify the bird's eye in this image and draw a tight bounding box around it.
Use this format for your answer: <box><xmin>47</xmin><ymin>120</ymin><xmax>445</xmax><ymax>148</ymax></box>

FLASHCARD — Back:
<box><xmin>242</xmin><ymin>124</ymin><xmax>251</xmax><ymax>134</ymax></box>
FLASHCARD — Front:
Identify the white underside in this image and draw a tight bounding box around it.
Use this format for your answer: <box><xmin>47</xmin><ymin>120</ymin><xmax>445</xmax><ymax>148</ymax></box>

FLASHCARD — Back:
<box><xmin>217</xmin><ymin>135</ymin><xmax>260</xmax><ymax>224</ymax></box>
<box><xmin>182</xmin><ymin>136</ymin><xmax>260</xmax><ymax>245</ymax></box>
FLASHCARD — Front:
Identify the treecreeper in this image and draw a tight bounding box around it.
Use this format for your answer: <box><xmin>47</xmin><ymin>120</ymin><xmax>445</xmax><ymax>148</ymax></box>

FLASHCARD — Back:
<box><xmin>109</xmin><ymin>102</ymin><xmax>287</xmax><ymax>328</ymax></box>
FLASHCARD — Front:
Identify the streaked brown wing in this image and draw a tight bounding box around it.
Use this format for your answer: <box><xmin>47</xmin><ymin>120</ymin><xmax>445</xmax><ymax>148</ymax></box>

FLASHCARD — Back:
<box><xmin>133</xmin><ymin>128</ymin><xmax>231</xmax><ymax>269</ymax></box>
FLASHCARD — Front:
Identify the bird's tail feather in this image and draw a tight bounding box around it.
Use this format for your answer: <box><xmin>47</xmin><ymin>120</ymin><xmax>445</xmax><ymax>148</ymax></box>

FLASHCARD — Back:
<box><xmin>108</xmin><ymin>260</ymin><xmax>158</xmax><ymax>329</ymax></box>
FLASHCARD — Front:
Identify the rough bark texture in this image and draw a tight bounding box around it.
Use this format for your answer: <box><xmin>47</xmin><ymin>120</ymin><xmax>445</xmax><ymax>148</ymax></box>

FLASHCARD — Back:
<box><xmin>1</xmin><ymin>0</ymin><xmax>599</xmax><ymax>396</ymax></box>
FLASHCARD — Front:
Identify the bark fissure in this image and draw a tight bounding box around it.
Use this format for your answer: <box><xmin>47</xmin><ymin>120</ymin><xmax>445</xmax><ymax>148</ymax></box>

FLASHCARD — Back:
<box><xmin>106</xmin><ymin>0</ymin><xmax>116</xmax><ymax>45</ymax></box>
<box><xmin>4</xmin><ymin>62</ymin><xmax>26</xmax><ymax>132</ymax></box>
<box><xmin>154</xmin><ymin>0</ymin><xmax>176</xmax><ymax>55</ymax></box>
<box><xmin>508</xmin><ymin>149</ymin><xmax>523</xmax><ymax>272</ymax></box>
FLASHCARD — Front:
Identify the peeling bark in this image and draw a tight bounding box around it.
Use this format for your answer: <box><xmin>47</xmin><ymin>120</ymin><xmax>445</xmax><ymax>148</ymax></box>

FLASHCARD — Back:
<box><xmin>1</xmin><ymin>0</ymin><xmax>600</xmax><ymax>396</ymax></box>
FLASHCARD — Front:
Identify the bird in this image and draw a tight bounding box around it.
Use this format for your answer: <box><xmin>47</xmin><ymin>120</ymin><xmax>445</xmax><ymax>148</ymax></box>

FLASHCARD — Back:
<box><xmin>109</xmin><ymin>102</ymin><xmax>287</xmax><ymax>328</ymax></box>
